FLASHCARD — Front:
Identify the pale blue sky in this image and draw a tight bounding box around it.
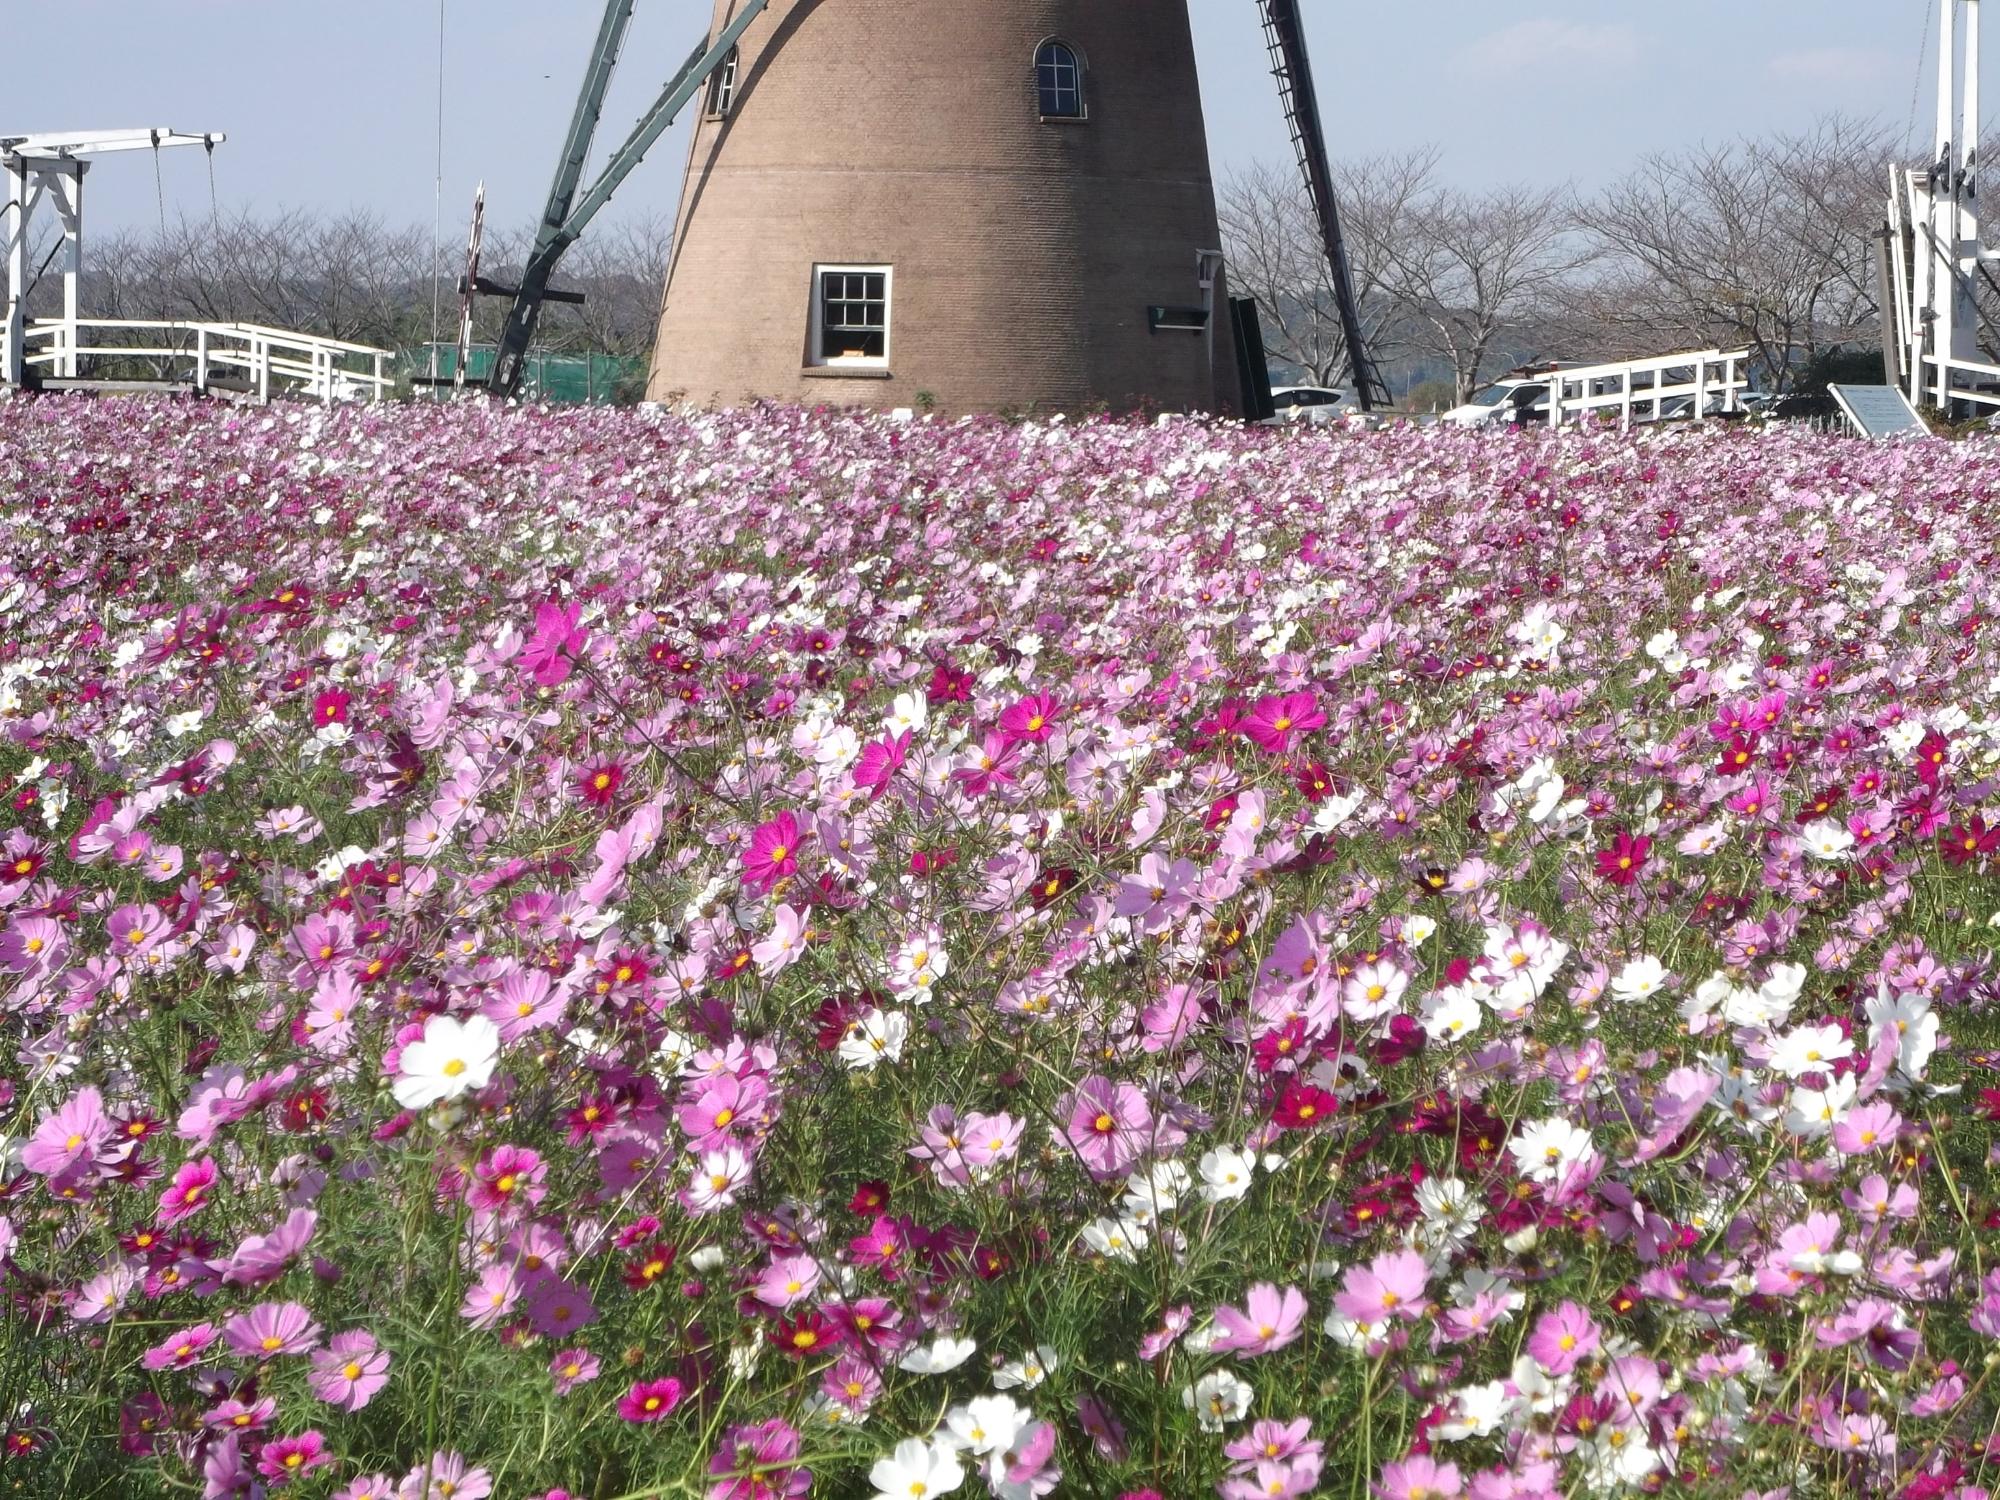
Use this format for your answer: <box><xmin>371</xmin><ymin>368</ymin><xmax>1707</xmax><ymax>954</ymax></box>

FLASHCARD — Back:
<box><xmin>5</xmin><ymin>1</ymin><xmax>1959</xmax><ymax>235</ymax></box>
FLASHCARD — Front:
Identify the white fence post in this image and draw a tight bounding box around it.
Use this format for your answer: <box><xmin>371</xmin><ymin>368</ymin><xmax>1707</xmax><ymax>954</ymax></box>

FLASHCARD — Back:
<box><xmin>196</xmin><ymin>326</ymin><xmax>210</xmax><ymax>391</ymax></box>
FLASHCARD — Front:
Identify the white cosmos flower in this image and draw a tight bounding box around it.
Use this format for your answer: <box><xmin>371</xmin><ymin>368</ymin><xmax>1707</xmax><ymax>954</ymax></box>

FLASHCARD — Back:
<box><xmin>992</xmin><ymin>1346</ymin><xmax>1058</xmax><ymax>1390</ymax></box>
<box><xmin>897</xmin><ymin>1335</ymin><xmax>977</xmax><ymax>1375</ymax></box>
<box><xmin>1610</xmin><ymin>955</ymin><xmax>1669</xmax><ymax>1003</ymax></box>
<box><xmin>1783</xmin><ymin>1076</ymin><xmax>1857</xmax><ymax>1138</ymax></box>
<box><xmin>1182</xmin><ymin>1370</ymin><xmax>1254</xmax><ymax>1432</ymax></box>
<box><xmin>1768</xmin><ymin>1023</ymin><xmax>1854</xmax><ymax>1078</ymax></box>
<box><xmin>1800</xmin><ymin>820</ymin><xmax>1854</xmax><ymax>860</ymax></box>
<box><xmin>1079</xmin><ymin>1216</ymin><xmax>1148</xmax><ymax>1262</ymax></box>
<box><xmin>943</xmin><ymin>1395</ymin><xmax>1027</xmax><ymax>1456</ymax></box>
<box><xmin>1506</xmin><ymin>1117</ymin><xmax>1594</xmax><ymax>1183</ymax></box>
<box><xmin>837</xmin><ymin>1008</ymin><xmax>908</xmax><ymax>1070</ymax></box>
<box><xmin>868</xmin><ymin>1437</ymin><xmax>964</xmax><ymax>1500</ymax></box>
<box><xmin>885</xmin><ymin>690</ymin><xmax>929</xmax><ymax>736</ymax></box>
<box><xmin>1198</xmin><ymin>1146</ymin><xmax>1256</xmax><ymax>1203</ymax></box>
<box><xmin>1420</xmin><ymin>989</ymin><xmax>1483</xmax><ymax>1042</ymax></box>
<box><xmin>391</xmin><ymin>1014</ymin><xmax>501</xmax><ymax>1108</ymax></box>
<box><xmin>1865</xmin><ymin>988</ymin><xmax>1938</xmax><ymax>1079</ymax></box>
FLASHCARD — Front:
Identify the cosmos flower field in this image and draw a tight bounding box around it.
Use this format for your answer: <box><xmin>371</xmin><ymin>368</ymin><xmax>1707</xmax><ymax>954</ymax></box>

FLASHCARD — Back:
<box><xmin>1</xmin><ymin>394</ymin><xmax>1998</xmax><ymax>1500</ymax></box>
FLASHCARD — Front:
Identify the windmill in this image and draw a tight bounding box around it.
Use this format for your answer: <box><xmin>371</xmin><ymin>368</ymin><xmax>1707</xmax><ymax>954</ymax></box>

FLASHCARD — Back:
<box><xmin>472</xmin><ymin>0</ymin><xmax>1379</xmax><ymax>416</ymax></box>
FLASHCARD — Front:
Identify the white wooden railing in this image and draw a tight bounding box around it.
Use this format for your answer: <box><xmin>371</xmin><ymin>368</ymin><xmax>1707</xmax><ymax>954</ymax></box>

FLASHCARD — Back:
<box><xmin>1540</xmin><ymin>348</ymin><xmax>1751</xmax><ymax>430</ymax></box>
<box><xmin>20</xmin><ymin>318</ymin><xmax>392</xmax><ymax>402</ymax></box>
<box><xmin>1918</xmin><ymin>352</ymin><xmax>2000</xmax><ymax>409</ymax></box>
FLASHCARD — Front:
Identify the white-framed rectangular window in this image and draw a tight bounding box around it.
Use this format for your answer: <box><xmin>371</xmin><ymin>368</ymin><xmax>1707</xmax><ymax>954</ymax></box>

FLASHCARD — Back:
<box><xmin>808</xmin><ymin>265</ymin><xmax>892</xmax><ymax>368</ymax></box>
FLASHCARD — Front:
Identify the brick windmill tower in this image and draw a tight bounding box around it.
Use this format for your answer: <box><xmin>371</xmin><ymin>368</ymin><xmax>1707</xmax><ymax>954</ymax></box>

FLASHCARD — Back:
<box><xmin>645</xmin><ymin>0</ymin><xmax>1243</xmax><ymax>416</ymax></box>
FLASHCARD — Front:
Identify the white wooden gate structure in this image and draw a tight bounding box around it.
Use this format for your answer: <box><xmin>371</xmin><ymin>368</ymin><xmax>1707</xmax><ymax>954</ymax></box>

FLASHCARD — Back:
<box><xmin>5</xmin><ymin>128</ymin><xmax>390</xmax><ymax>403</ymax></box>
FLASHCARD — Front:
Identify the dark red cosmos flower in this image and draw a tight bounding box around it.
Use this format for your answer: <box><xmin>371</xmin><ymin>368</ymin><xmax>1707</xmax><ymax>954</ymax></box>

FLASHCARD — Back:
<box><xmin>771</xmin><ymin>1310</ymin><xmax>843</xmax><ymax>1358</ymax></box>
<box><xmin>847</xmin><ymin>1180</ymin><xmax>890</xmax><ymax>1216</ymax></box>
<box><xmin>1272</xmin><ymin>1082</ymin><xmax>1339</xmax><ymax>1130</ymax></box>
<box><xmin>621</xmin><ymin>1240</ymin><xmax>678</xmax><ymax>1290</ymax></box>
<box><xmin>576</xmin><ymin>758</ymin><xmax>625</xmax><ymax>808</ymax></box>
<box><xmin>1593</xmin><ymin>829</ymin><xmax>1650</xmax><ymax>886</ymax></box>
<box><xmin>1941</xmin><ymin>815</ymin><xmax>2000</xmax><ymax>867</ymax></box>
<box><xmin>1716</xmin><ymin>733</ymin><xmax>1759</xmax><ymax>776</ymax></box>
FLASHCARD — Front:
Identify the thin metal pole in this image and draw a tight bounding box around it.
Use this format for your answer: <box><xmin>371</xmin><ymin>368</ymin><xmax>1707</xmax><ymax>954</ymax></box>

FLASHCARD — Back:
<box><xmin>429</xmin><ymin>0</ymin><xmax>447</xmax><ymax>391</ymax></box>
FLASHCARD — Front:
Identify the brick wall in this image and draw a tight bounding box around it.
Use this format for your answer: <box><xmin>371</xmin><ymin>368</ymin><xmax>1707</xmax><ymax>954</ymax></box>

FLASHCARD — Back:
<box><xmin>646</xmin><ymin>0</ymin><xmax>1242</xmax><ymax>418</ymax></box>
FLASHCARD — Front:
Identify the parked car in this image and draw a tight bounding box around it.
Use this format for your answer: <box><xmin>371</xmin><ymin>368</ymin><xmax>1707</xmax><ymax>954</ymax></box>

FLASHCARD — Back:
<box><xmin>1268</xmin><ymin>385</ymin><xmax>1353</xmax><ymax>424</ymax></box>
<box><xmin>1440</xmin><ymin>377</ymin><xmax>1551</xmax><ymax>428</ymax></box>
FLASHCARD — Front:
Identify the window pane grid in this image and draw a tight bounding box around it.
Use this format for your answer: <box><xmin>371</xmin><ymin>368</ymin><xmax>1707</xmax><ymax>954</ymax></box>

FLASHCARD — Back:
<box><xmin>817</xmin><ymin>269</ymin><xmax>889</xmax><ymax>362</ymax></box>
<box><xmin>1037</xmin><ymin>42</ymin><xmax>1082</xmax><ymax>117</ymax></box>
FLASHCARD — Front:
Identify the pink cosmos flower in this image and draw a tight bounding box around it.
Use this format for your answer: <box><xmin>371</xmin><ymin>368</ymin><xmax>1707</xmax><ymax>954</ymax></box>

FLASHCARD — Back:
<box><xmin>1224</xmin><ymin>1417</ymin><xmax>1320</xmax><ymax>1467</ymax></box>
<box><xmin>308</xmin><ymin>1330</ymin><xmax>391</xmax><ymax>1411</ymax></box>
<box><xmin>550</xmin><ymin>1347</ymin><xmax>602</xmax><ymax>1393</ymax></box>
<box><xmin>468</xmin><ymin>1144</ymin><xmax>548</xmax><ymax>1212</ymax></box>
<box><xmin>461</xmin><ymin>1264</ymin><xmax>522</xmax><ymax>1329</ymax></box>
<box><xmin>707</xmin><ymin>1417</ymin><xmax>811</xmax><ymax>1500</ymax></box>
<box><xmin>141</xmin><ymin>1322</ymin><xmax>218</xmax><ymax>1371</ymax></box>
<box><xmin>853</xmin><ymin>730</ymin><xmax>910</xmax><ymax>798</ymax></box>
<box><xmin>21</xmin><ymin>1086</ymin><xmax>111</xmax><ymax>1177</ymax></box>
<box><xmin>678</xmin><ymin>1073</ymin><xmax>770</xmax><ymax>1151</ymax></box>
<box><xmin>1333</xmin><ymin>1250</ymin><xmax>1431</xmax><ymax>1324</ymax></box>
<box><xmin>618</xmin><ymin>1377</ymin><xmax>685</xmax><ymax>1423</ymax></box>
<box><xmin>1062</xmin><ymin>1075</ymin><xmax>1152</xmax><ymax>1180</ymax></box>
<box><xmin>1211</xmin><ymin>1283</ymin><xmax>1308</xmax><ymax>1356</ymax></box>
<box><xmin>257</xmin><ymin>1430</ymin><xmax>334</xmax><ymax>1484</ymax></box>
<box><xmin>400</xmin><ymin>1451</ymin><xmax>494</xmax><ymax>1500</ymax></box>
<box><xmin>1375</xmin><ymin>1455</ymin><xmax>1463</xmax><ymax>1500</ymax></box>
<box><xmin>157</xmin><ymin>1155</ymin><xmax>219</xmax><ymax>1224</ymax></box>
<box><xmin>1525</xmin><ymin>1300</ymin><xmax>1600</xmax><ymax>1375</ymax></box>
<box><xmin>741</xmin><ymin>811</ymin><xmax>803</xmax><ymax>893</ymax></box>
<box><xmin>222</xmin><ymin>1301</ymin><xmax>323</xmax><ymax>1359</ymax></box>
<box><xmin>753</xmin><ymin>1253</ymin><xmax>822</xmax><ymax>1309</ymax></box>
<box><xmin>520</xmin><ymin>598</ymin><xmax>589</xmax><ymax>688</ymax></box>
<box><xmin>221</xmin><ymin>1207</ymin><xmax>318</xmax><ymax>1287</ymax></box>
<box><xmin>1242</xmin><ymin>691</ymin><xmax>1325</xmax><ymax>754</ymax></box>
<box><xmin>1831</xmin><ymin>1099</ymin><xmax>1902</xmax><ymax>1155</ymax></box>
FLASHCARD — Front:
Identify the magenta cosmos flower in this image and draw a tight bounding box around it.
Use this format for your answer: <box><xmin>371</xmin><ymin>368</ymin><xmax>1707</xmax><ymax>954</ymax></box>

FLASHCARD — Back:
<box><xmin>1211</xmin><ymin>1283</ymin><xmax>1308</xmax><ymax>1356</ymax></box>
<box><xmin>741</xmin><ymin>810</ymin><xmax>803</xmax><ymax>893</ymax></box>
<box><xmin>141</xmin><ymin>1322</ymin><xmax>218</xmax><ymax>1371</ymax></box>
<box><xmin>520</xmin><ymin>598</ymin><xmax>589</xmax><ymax>687</ymax></box>
<box><xmin>256</xmin><ymin>1430</ymin><xmax>334</xmax><ymax>1484</ymax></box>
<box><xmin>997</xmin><ymin>692</ymin><xmax>1063</xmax><ymax>744</ymax></box>
<box><xmin>156</xmin><ymin>1155</ymin><xmax>219</xmax><ymax>1225</ymax></box>
<box><xmin>1241</xmin><ymin>691</ymin><xmax>1325</xmax><ymax>755</ymax></box>
<box><xmin>308</xmin><ymin>1330</ymin><xmax>391</xmax><ymax>1411</ymax></box>
<box><xmin>618</xmin><ymin>1377</ymin><xmax>686</xmax><ymax>1423</ymax></box>
<box><xmin>1062</xmin><ymin>1075</ymin><xmax>1152</xmax><ymax>1181</ymax></box>
<box><xmin>707</xmin><ymin>1417</ymin><xmax>811</xmax><ymax>1500</ymax></box>
<box><xmin>467</xmin><ymin>1144</ymin><xmax>548</xmax><ymax>1212</ymax></box>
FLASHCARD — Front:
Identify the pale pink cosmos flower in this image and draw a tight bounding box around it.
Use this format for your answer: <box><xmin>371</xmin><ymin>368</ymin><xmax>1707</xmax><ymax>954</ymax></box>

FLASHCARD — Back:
<box><xmin>21</xmin><ymin>1085</ymin><xmax>111</xmax><ymax>1177</ymax></box>
<box><xmin>753</xmin><ymin>1253</ymin><xmax>822</xmax><ymax>1310</ymax></box>
<box><xmin>223</xmin><ymin>1301</ymin><xmax>323</xmax><ymax>1359</ymax></box>
<box><xmin>1333</xmin><ymin>1251</ymin><xmax>1431</xmax><ymax>1324</ymax></box>
<box><xmin>550</xmin><ymin>1346</ymin><xmax>602</xmax><ymax>1393</ymax></box>
<box><xmin>1062</xmin><ymin>1075</ymin><xmax>1151</xmax><ymax>1180</ymax></box>
<box><xmin>1210</xmin><ymin>1283</ymin><xmax>1308</xmax><ymax>1356</ymax></box>
<box><xmin>1524</xmin><ymin>1301</ymin><xmax>1600</xmax><ymax>1375</ymax></box>
<box><xmin>308</xmin><ymin>1330</ymin><xmax>391</xmax><ymax>1411</ymax></box>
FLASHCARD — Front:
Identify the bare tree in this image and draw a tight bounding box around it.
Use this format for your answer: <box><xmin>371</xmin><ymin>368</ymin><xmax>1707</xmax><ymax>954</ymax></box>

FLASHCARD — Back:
<box><xmin>1572</xmin><ymin>116</ymin><xmax>1888</xmax><ymax>390</ymax></box>
<box><xmin>1377</xmin><ymin>183</ymin><xmax>1593</xmax><ymax>405</ymax></box>
<box><xmin>1218</xmin><ymin>149</ymin><xmax>1437</xmax><ymax>388</ymax></box>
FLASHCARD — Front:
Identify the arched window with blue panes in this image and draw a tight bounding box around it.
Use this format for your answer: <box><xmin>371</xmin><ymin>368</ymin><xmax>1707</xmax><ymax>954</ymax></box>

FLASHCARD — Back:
<box><xmin>1036</xmin><ymin>40</ymin><xmax>1085</xmax><ymax>120</ymax></box>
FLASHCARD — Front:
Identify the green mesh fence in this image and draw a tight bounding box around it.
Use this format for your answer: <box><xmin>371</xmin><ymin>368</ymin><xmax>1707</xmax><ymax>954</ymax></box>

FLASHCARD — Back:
<box><xmin>402</xmin><ymin>345</ymin><xmax>648</xmax><ymax>404</ymax></box>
